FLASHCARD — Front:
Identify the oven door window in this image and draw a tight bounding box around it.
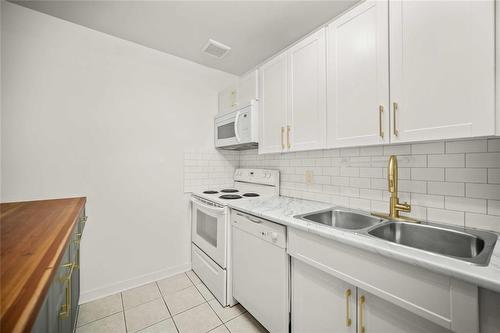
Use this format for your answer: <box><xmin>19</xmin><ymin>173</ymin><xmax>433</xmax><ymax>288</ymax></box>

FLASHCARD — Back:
<box><xmin>196</xmin><ymin>209</ymin><xmax>218</xmax><ymax>247</ymax></box>
<box><xmin>217</xmin><ymin>122</ymin><xmax>235</xmax><ymax>140</ymax></box>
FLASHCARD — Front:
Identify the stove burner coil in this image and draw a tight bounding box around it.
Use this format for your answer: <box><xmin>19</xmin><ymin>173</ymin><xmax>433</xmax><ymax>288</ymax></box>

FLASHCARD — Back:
<box><xmin>221</xmin><ymin>189</ymin><xmax>239</xmax><ymax>193</ymax></box>
<box><xmin>219</xmin><ymin>194</ymin><xmax>242</xmax><ymax>200</ymax></box>
<box><xmin>203</xmin><ymin>190</ymin><xmax>218</xmax><ymax>194</ymax></box>
<box><xmin>242</xmin><ymin>193</ymin><xmax>260</xmax><ymax>197</ymax></box>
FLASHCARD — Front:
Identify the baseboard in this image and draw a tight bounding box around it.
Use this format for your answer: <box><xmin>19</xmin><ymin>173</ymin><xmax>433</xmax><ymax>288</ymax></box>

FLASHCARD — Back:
<box><xmin>79</xmin><ymin>262</ymin><xmax>192</xmax><ymax>304</ymax></box>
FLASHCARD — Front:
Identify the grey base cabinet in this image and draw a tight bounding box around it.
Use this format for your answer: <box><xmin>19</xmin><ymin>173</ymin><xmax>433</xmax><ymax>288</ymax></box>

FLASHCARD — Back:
<box><xmin>31</xmin><ymin>214</ymin><xmax>86</xmax><ymax>333</ymax></box>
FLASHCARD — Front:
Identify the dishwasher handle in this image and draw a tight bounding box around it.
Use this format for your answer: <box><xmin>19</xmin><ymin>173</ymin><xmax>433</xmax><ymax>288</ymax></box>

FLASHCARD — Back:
<box><xmin>236</xmin><ymin>212</ymin><xmax>262</xmax><ymax>223</ymax></box>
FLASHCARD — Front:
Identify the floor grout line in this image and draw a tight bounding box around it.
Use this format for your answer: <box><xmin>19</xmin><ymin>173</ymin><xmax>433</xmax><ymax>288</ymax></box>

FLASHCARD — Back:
<box><xmin>157</xmin><ymin>281</ymin><xmax>180</xmax><ymax>333</ymax></box>
<box><xmin>75</xmin><ymin>310</ymin><xmax>124</xmax><ymax>329</ymax></box>
<box><xmin>120</xmin><ymin>293</ymin><xmax>129</xmax><ymax>333</ymax></box>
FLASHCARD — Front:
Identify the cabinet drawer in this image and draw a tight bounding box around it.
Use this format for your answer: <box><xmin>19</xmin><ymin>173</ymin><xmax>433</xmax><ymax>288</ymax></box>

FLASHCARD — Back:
<box><xmin>287</xmin><ymin>228</ymin><xmax>478</xmax><ymax>332</ymax></box>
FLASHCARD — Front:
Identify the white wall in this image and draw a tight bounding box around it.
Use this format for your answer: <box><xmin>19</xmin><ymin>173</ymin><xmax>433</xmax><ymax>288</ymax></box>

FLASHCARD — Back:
<box><xmin>1</xmin><ymin>2</ymin><xmax>237</xmax><ymax>302</ymax></box>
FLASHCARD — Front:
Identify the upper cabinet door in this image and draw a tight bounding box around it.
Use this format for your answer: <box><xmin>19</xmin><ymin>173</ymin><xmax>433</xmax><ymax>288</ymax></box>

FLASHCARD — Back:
<box><xmin>288</xmin><ymin>28</ymin><xmax>327</xmax><ymax>152</ymax></box>
<box><xmin>258</xmin><ymin>53</ymin><xmax>288</xmax><ymax>154</ymax></box>
<box><xmin>390</xmin><ymin>0</ymin><xmax>495</xmax><ymax>143</ymax></box>
<box><xmin>327</xmin><ymin>1</ymin><xmax>389</xmax><ymax>148</ymax></box>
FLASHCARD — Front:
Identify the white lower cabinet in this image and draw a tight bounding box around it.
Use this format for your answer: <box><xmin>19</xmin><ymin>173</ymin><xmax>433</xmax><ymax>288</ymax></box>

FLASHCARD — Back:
<box><xmin>357</xmin><ymin>289</ymin><xmax>450</xmax><ymax>333</ymax></box>
<box><xmin>292</xmin><ymin>258</ymin><xmax>356</xmax><ymax>333</ymax></box>
<box><xmin>288</xmin><ymin>228</ymin><xmax>478</xmax><ymax>333</ymax></box>
<box><xmin>292</xmin><ymin>257</ymin><xmax>452</xmax><ymax>333</ymax></box>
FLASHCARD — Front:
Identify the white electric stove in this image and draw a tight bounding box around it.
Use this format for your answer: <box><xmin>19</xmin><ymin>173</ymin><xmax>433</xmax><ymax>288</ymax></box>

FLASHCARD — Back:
<box><xmin>190</xmin><ymin>169</ymin><xmax>280</xmax><ymax>306</ymax></box>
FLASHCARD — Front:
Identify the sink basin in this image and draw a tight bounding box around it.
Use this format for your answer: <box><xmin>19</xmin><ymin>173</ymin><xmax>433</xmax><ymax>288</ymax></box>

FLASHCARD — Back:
<box><xmin>296</xmin><ymin>209</ymin><xmax>384</xmax><ymax>230</ymax></box>
<box><xmin>368</xmin><ymin>222</ymin><xmax>498</xmax><ymax>265</ymax></box>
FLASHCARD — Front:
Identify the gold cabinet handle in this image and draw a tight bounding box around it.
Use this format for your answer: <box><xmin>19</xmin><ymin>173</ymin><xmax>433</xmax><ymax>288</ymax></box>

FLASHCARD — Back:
<box><xmin>379</xmin><ymin>105</ymin><xmax>384</xmax><ymax>139</ymax></box>
<box><xmin>360</xmin><ymin>295</ymin><xmax>366</xmax><ymax>333</ymax></box>
<box><xmin>286</xmin><ymin>125</ymin><xmax>291</xmax><ymax>149</ymax></box>
<box><xmin>281</xmin><ymin>127</ymin><xmax>285</xmax><ymax>149</ymax></box>
<box><xmin>345</xmin><ymin>289</ymin><xmax>352</xmax><ymax>327</ymax></box>
<box><xmin>393</xmin><ymin>102</ymin><xmax>399</xmax><ymax>136</ymax></box>
<box><xmin>74</xmin><ymin>233</ymin><xmax>82</xmax><ymax>244</ymax></box>
<box><xmin>80</xmin><ymin>215</ymin><xmax>88</xmax><ymax>225</ymax></box>
<box><xmin>59</xmin><ymin>262</ymin><xmax>74</xmax><ymax>318</ymax></box>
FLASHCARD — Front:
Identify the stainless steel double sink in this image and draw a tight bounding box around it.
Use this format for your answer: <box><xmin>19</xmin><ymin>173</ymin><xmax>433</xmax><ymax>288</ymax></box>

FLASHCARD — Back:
<box><xmin>294</xmin><ymin>208</ymin><xmax>498</xmax><ymax>266</ymax></box>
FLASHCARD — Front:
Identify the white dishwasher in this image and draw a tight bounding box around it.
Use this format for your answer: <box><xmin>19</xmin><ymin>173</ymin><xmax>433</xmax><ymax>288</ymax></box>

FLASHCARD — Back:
<box><xmin>231</xmin><ymin>210</ymin><xmax>289</xmax><ymax>333</ymax></box>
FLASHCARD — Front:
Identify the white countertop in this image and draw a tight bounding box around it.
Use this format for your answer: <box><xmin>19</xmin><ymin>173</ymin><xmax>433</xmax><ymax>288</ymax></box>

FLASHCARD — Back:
<box><xmin>227</xmin><ymin>195</ymin><xmax>500</xmax><ymax>292</ymax></box>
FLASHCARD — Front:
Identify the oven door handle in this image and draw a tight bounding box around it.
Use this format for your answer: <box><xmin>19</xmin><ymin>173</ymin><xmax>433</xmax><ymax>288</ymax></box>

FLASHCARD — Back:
<box><xmin>234</xmin><ymin>110</ymin><xmax>241</xmax><ymax>143</ymax></box>
<box><xmin>191</xmin><ymin>197</ymin><xmax>226</xmax><ymax>213</ymax></box>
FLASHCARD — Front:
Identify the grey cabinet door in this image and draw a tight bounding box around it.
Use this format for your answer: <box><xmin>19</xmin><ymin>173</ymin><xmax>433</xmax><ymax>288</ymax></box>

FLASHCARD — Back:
<box><xmin>31</xmin><ymin>294</ymin><xmax>49</xmax><ymax>333</ymax></box>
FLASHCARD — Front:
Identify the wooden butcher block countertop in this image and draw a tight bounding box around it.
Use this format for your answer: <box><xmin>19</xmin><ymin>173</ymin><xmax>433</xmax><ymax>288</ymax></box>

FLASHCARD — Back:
<box><xmin>0</xmin><ymin>197</ymin><xmax>86</xmax><ymax>333</ymax></box>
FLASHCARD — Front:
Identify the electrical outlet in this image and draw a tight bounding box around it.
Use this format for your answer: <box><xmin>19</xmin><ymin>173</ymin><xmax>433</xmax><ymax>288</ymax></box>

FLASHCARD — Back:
<box><xmin>305</xmin><ymin>170</ymin><xmax>314</xmax><ymax>185</ymax></box>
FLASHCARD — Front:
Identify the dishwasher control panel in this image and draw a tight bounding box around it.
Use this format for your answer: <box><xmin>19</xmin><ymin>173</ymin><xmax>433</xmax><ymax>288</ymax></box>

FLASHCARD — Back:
<box><xmin>231</xmin><ymin>210</ymin><xmax>286</xmax><ymax>249</ymax></box>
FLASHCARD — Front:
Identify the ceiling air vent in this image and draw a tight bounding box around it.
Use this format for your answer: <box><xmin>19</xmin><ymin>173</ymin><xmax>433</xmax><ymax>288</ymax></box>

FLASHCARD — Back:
<box><xmin>202</xmin><ymin>39</ymin><xmax>231</xmax><ymax>59</ymax></box>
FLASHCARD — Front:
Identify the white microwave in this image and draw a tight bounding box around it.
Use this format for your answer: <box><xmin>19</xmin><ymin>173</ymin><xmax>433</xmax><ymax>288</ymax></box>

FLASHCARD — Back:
<box><xmin>214</xmin><ymin>100</ymin><xmax>258</xmax><ymax>150</ymax></box>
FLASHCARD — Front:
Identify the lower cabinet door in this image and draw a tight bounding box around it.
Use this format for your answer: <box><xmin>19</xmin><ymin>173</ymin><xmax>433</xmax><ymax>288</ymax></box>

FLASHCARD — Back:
<box><xmin>357</xmin><ymin>289</ymin><xmax>451</xmax><ymax>333</ymax></box>
<box><xmin>291</xmin><ymin>258</ymin><xmax>356</xmax><ymax>333</ymax></box>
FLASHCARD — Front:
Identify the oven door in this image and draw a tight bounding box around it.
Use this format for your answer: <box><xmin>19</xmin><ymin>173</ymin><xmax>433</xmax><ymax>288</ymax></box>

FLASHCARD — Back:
<box><xmin>191</xmin><ymin>196</ymin><xmax>227</xmax><ymax>268</ymax></box>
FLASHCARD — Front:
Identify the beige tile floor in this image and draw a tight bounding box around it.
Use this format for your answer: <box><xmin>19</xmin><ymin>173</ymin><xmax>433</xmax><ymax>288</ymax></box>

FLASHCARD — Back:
<box><xmin>76</xmin><ymin>271</ymin><xmax>269</xmax><ymax>333</ymax></box>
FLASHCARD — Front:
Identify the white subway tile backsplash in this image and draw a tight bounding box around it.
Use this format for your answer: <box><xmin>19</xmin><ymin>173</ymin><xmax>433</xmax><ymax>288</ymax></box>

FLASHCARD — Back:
<box><xmin>466</xmin><ymin>153</ymin><xmax>500</xmax><ymax>168</ymax></box>
<box><xmin>428</xmin><ymin>154</ymin><xmax>465</xmax><ymax>167</ymax></box>
<box><xmin>427</xmin><ymin>208</ymin><xmax>464</xmax><ymax>227</ymax></box>
<box><xmin>410</xmin><ymin>193</ymin><xmax>444</xmax><ymax>209</ymax></box>
<box><xmin>446</xmin><ymin>139</ymin><xmax>487</xmax><ymax>153</ymax></box>
<box><xmin>488</xmin><ymin>169</ymin><xmax>500</xmax><ymax>184</ymax></box>
<box><xmin>225</xmin><ymin>138</ymin><xmax>500</xmax><ymax>233</ymax></box>
<box><xmin>445</xmin><ymin>168</ymin><xmax>487</xmax><ymax>183</ymax></box>
<box><xmin>428</xmin><ymin>181</ymin><xmax>465</xmax><ymax>196</ymax></box>
<box><xmin>487</xmin><ymin>138</ymin><xmax>500</xmax><ymax>152</ymax></box>
<box><xmin>383</xmin><ymin>144</ymin><xmax>411</xmax><ymax>155</ymax></box>
<box><xmin>411</xmin><ymin>142</ymin><xmax>445</xmax><ymax>154</ymax></box>
<box><xmin>360</xmin><ymin>146</ymin><xmax>383</xmax><ymax>156</ymax></box>
<box><xmin>411</xmin><ymin>168</ymin><xmax>444</xmax><ymax>181</ymax></box>
<box><xmin>487</xmin><ymin>200</ymin><xmax>500</xmax><ymax>216</ymax></box>
<box><xmin>444</xmin><ymin>196</ymin><xmax>487</xmax><ymax>214</ymax></box>
<box><xmin>465</xmin><ymin>213</ymin><xmax>500</xmax><ymax>233</ymax></box>
<box><xmin>466</xmin><ymin>183</ymin><xmax>500</xmax><ymax>200</ymax></box>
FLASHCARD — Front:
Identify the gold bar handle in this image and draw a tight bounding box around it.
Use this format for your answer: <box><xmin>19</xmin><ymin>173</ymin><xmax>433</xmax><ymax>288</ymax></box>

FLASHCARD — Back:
<box><xmin>393</xmin><ymin>102</ymin><xmax>399</xmax><ymax>136</ymax></box>
<box><xmin>379</xmin><ymin>105</ymin><xmax>384</xmax><ymax>139</ymax></box>
<box><xmin>286</xmin><ymin>125</ymin><xmax>291</xmax><ymax>149</ymax></box>
<box><xmin>345</xmin><ymin>289</ymin><xmax>352</xmax><ymax>327</ymax></box>
<box><xmin>281</xmin><ymin>127</ymin><xmax>285</xmax><ymax>149</ymax></box>
<box><xmin>74</xmin><ymin>233</ymin><xmax>82</xmax><ymax>244</ymax></box>
<box><xmin>59</xmin><ymin>263</ymin><xmax>74</xmax><ymax>318</ymax></box>
<box><xmin>360</xmin><ymin>295</ymin><xmax>366</xmax><ymax>333</ymax></box>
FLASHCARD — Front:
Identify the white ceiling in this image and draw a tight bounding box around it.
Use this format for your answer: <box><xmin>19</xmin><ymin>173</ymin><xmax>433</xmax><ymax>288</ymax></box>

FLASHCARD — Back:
<box><xmin>11</xmin><ymin>1</ymin><xmax>359</xmax><ymax>75</ymax></box>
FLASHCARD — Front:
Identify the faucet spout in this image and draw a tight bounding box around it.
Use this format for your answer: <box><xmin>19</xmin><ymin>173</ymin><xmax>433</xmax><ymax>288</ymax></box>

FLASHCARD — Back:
<box><xmin>372</xmin><ymin>155</ymin><xmax>419</xmax><ymax>223</ymax></box>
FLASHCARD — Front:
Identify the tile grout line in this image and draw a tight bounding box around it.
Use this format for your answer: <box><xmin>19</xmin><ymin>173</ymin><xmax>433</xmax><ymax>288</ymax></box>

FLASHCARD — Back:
<box><xmin>120</xmin><ymin>292</ymin><xmax>129</xmax><ymax>333</ymax></box>
<box><xmin>75</xmin><ymin>309</ymin><xmax>123</xmax><ymax>329</ymax></box>
<box><xmin>156</xmin><ymin>281</ymin><xmax>180</xmax><ymax>333</ymax></box>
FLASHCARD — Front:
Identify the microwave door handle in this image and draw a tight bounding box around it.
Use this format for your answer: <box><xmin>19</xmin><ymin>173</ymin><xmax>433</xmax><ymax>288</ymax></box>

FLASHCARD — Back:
<box><xmin>234</xmin><ymin>110</ymin><xmax>241</xmax><ymax>143</ymax></box>
<box><xmin>191</xmin><ymin>197</ymin><xmax>225</xmax><ymax>213</ymax></box>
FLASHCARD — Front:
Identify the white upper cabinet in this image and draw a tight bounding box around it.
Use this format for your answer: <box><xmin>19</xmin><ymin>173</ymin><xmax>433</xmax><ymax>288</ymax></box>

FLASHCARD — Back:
<box><xmin>237</xmin><ymin>70</ymin><xmax>258</xmax><ymax>107</ymax></box>
<box><xmin>327</xmin><ymin>0</ymin><xmax>389</xmax><ymax>148</ymax></box>
<box><xmin>288</xmin><ymin>28</ymin><xmax>327</xmax><ymax>152</ymax></box>
<box><xmin>218</xmin><ymin>86</ymin><xmax>238</xmax><ymax>115</ymax></box>
<box><xmin>258</xmin><ymin>28</ymin><xmax>326</xmax><ymax>154</ymax></box>
<box><xmin>389</xmin><ymin>0</ymin><xmax>495</xmax><ymax>143</ymax></box>
<box><xmin>259</xmin><ymin>53</ymin><xmax>288</xmax><ymax>154</ymax></box>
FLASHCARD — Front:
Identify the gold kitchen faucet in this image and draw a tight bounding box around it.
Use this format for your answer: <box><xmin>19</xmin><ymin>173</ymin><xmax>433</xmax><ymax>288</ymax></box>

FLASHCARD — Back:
<box><xmin>372</xmin><ymin>155</ymin><xmax>419</xmax><ymax>223</ymax></box>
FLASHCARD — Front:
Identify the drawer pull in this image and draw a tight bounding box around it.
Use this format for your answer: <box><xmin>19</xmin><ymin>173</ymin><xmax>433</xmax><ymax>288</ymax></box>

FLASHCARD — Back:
<box><xmin>360</xmin><ymin>295</ymin><xmax>366</xmax><ymax>333</ymax></box>
<box><xmin>345</xmin><ymin>288</ymin><xmax>352</xmax><ymax>327</ymax></box>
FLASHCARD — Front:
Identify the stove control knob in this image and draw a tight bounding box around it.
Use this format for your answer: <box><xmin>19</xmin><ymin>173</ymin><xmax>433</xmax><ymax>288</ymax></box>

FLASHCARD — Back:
<box><xmin>271</xmin><ymin>232</ymin><xmax>278</xmax><ymax>242</ymax></box>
